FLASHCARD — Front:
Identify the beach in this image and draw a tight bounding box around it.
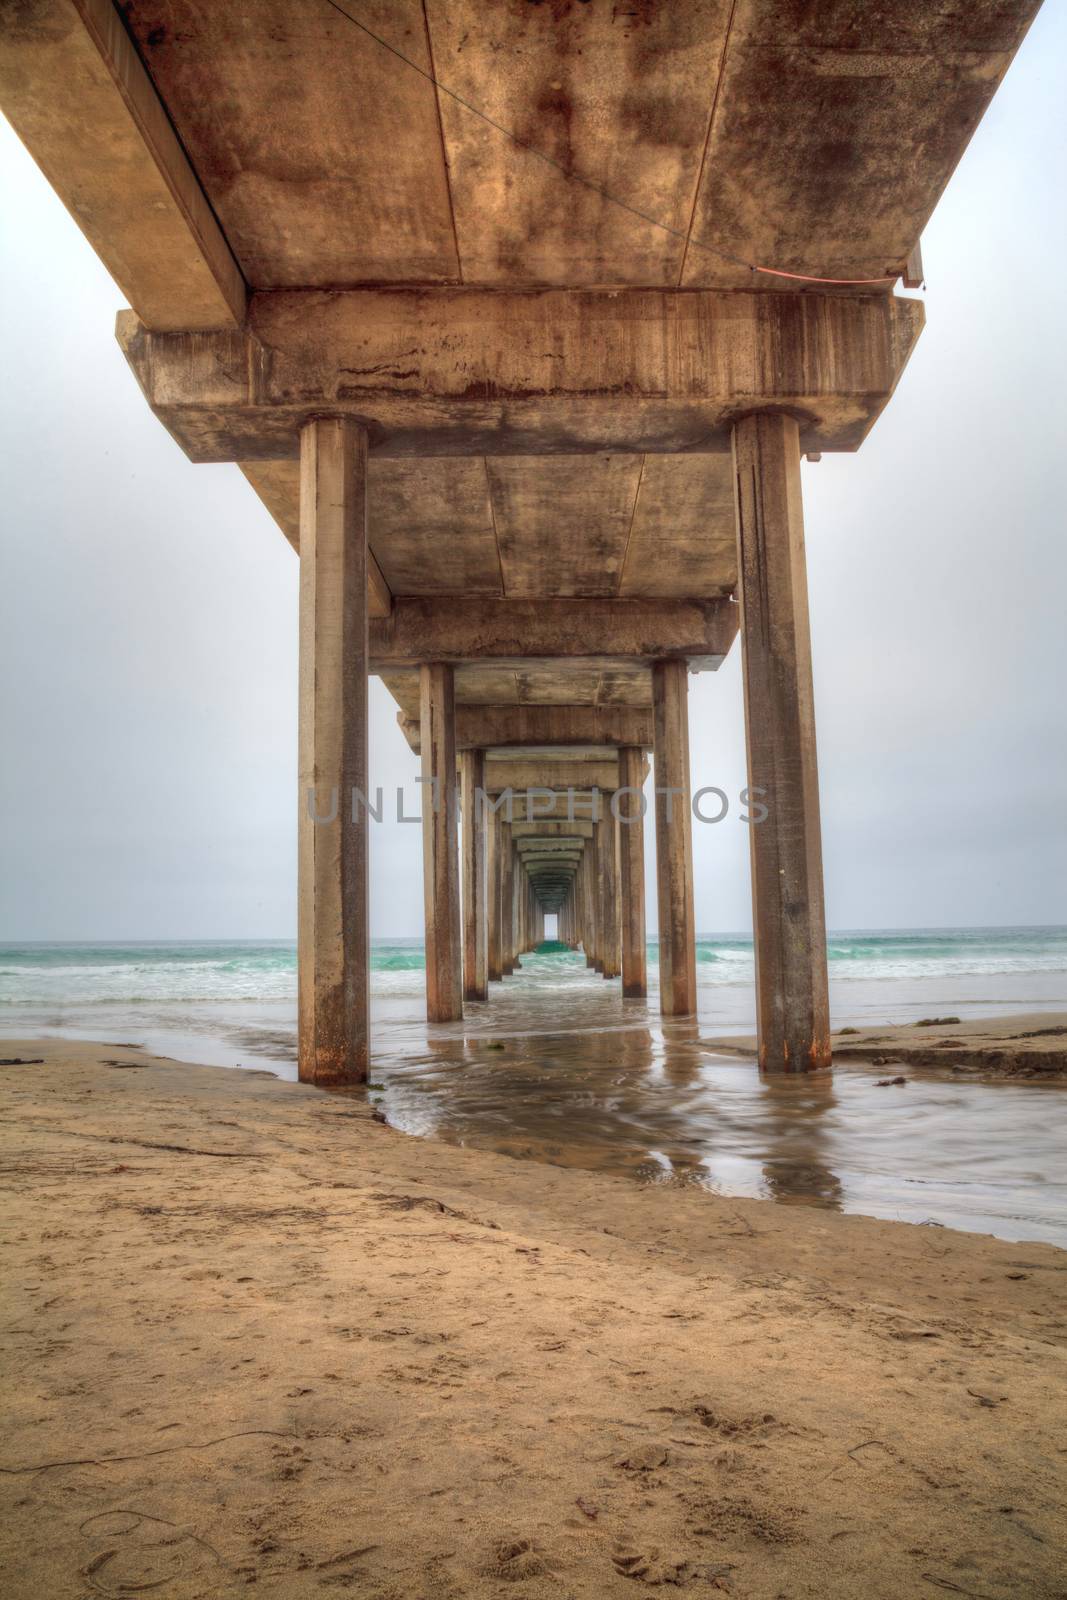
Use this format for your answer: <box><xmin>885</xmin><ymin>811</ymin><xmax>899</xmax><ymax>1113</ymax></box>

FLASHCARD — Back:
<box><xmin>2</xmin><ymin>932</ymin><xmax>1066</xmax><ymax>1245</ymax></box>
<box><xmin>1</xmin><ymin>1038</ymin><xmax>1065</xmax><ymax>1598</ymax></box>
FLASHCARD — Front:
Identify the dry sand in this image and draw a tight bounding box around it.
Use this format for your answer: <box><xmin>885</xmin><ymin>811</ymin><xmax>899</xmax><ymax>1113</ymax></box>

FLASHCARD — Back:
<box><xmin>1</xmin><ymin>1038</ymin><xmax>1065</xmax><ymax>1598</ymax></box>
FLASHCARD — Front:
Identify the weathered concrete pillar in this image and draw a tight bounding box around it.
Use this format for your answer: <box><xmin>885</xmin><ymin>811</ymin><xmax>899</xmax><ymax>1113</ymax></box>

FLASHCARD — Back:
<box><xmin>731</xmin><ymin>412</ymin><xmax>831</xmax><ymax>1071</ymax></box>
<box><xmin>598</xmin><ymin>812</ymin><xmax>620</xmax><ymax>980</ymax></box>
<box><xmin>511</xmin><ymin>851</ymin><xmax>523</xmax><ymax>968</ymax></box>
<box><xmin>298</xmin><ymin>416</ymin><xmax>370</xmax><ymax>1086</ymax></box>
<box><xmin>487</xmin><ymin>810</ymin><xmax>503</xmax><ymax>983</ymax></box>
<box><xmin>617</xmin><ymin>746</ymin><xmax>647</xmax><ymax>998</ymax></box>
<box><xmin>420</xmin><ymin>663</ymin><xmax>462</xmax><ymax>1023</ymax></box>
<box><xmin>652</xmin><ymin>660</ymin><xmax>697</xmax><ymax>1017</ymax></box>
<box><xmin>583</xmin><ymin>842</ymin><xmax>598</xmax><ymax>969</ymax></box>
<box><xmin>460</xmin><ymin>749</ymin><xmax>488</xmax><ymax>1002</ymax></box>
<box><xmin>501</xmin><ymin>827</ymin><xmax>515</xmax><ymax>975</ymax></box>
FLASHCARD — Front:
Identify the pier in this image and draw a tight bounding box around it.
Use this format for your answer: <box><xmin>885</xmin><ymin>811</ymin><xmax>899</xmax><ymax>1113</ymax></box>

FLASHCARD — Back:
<box><xmin>0</xmin><ymin>0</ymin><xmax>1040</xmax><ymax>1082</ymax></box>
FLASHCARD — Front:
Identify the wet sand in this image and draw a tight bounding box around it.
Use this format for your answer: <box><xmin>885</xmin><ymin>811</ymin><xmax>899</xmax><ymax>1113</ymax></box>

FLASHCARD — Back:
<box><xmin>369</xmin><ymin>1012</ymin><xmax>1067</xmax><ymax>1246</ymax></box>
<box><xmin>2</xmin><ymin>1040</ymin><xmax>1066</xmax><ymax>1598</ymax></box>
<box><xmin>716</xmin><ymin>1012</ymin><xmax>1067</xmax><ymax>1080</ymax></box>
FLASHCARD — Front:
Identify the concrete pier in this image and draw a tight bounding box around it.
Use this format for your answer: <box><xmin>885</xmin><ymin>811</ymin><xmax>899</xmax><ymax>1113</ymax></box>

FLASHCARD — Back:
<box><xmin>460</xmin><ymin>749</ymin><xmax>488</xmax><ymax>1003</ymax></box>
<box><xmin>653</xmin><ymin>660</ymin><xmax>697</xmax><ymax>1018</ymax></box>
<box><xmin>732</xmin><ymin>414</ymin><xmax>831</xmax><ymax>1071</ymax></box>
<box><xmin>420</xmin><ymin>664</ymin><xmax>462</xmax><ymax>1023</ymax></box>
<box><xmin>487</xmin><ymin>810</ymin><xmax>503</xmax><ymax>985</ymax></box>
<box><xmin>297</xmin><ymin>416</ymin><xmax>370</xmax><ymax>1085</ymax></box>
<box><xmin>618</xmin><ymin>747</ymin><xmax>648</xmax><ymax>999</ymax></box>
<box><xmin>1</xmin><ymin>0</ymin><xmax>1037</xmax><ymax>1073</ymax></box>
<box><xmin>597</xmin><ymin>813</ymin><xmax>620</xmax><ymax>982</ymax></box>
<box><xmin>501</xmin><ymin>829</ymin><xmax>516</xmax><ymax>977</ymax></box>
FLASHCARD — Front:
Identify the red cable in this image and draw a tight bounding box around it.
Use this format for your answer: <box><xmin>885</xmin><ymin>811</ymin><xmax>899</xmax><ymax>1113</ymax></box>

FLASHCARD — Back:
<box><xmin>754</xmin><ymin>265</ymin><xmax>898</xmax><ymax>285</ymax></box>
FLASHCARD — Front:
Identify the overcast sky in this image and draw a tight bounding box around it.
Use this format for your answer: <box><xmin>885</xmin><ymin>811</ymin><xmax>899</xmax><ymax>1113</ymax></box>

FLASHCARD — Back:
<box><xmin>1</xmin><ymin>7</ymin><xmax>1064</xmax><ymax>942</ymax></box>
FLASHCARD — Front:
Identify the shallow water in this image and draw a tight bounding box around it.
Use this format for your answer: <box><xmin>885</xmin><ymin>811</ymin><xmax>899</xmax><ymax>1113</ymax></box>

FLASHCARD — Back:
<box><xmin>2</xmin><ymin>935</ymin><xmax>1065</xmax><ymax>1246</ymax></box>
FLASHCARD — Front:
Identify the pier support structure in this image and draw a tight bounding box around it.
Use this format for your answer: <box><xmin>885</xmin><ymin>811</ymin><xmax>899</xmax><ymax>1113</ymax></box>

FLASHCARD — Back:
<box><xmin>420</xmin><ymin>664</ymin><xmax>463</xmax><ymax>1023</ymax></box>
<box><xmin>487</xmin><ymin>810</ymin><xmax>503</xmax><ymax>983</ymax></box>
<box><xmin>460</xmin><ymin>749</ymin><xmax>488</xmax><ymax>1003</ymax></box>
<box><xmin>297</xmin><ymin>416</ymin><xmax>370</xmax><ymax>1085</ymax></box>
<box><xmin>597</xmin><ymin>811</ymin><xmax>620</xmax><ymax>980</ymax></box>
<box><xmin>501</xmin><ymin>827</ymin><xmax>516</xmax><ymax>976</ymax></box>
<box><xmin>617</xmin><ymin>746</ymin><xmax>648</xmax><ymax>998</ymax></box>
<box><xmin>731</xmin><ymin>413</ymin><xmax>831</xmax><ymax>1071</ymax></box>
<box><xmin>11</xmin><ymin>0</ymin><xmax>1042</xmax><ymax>1092</ymax></box>
<box><xmin>652</xmin><ymin>660</ymin><xmax>697</xmax><ymax>1017</ymax></box>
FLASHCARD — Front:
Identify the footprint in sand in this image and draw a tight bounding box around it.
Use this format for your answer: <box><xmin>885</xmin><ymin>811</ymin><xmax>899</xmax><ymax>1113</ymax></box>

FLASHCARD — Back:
<box><xmin>480</xmin><ymin>1537</ymin><xmax>551</xmax><ymax>1582</ymax></box>
<box><xmin>612</xmin><ymin>1546</ymin><xmax>736</xmax><ymax>1587</ymax></box>
<box><xmin>615</xmin><ymin>1442</ymin><xmax>671</xmax><ymax>1472</ymax></box>
<box><xmin>79</xmin><ymin>1510</ymin><xmax>220</xmax><ymax>1596</ymax></box>
<box><xmin>693</xmin><ymin>1405</ymin><xmax>783</xmax><ymax>1440</ymax></box>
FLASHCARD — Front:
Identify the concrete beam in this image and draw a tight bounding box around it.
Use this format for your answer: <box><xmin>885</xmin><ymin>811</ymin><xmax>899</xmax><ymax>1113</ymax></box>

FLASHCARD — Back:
<box><xmin>0</xmin><ymin>0</ymin><xmax>245</xmax><ymax>331</ymax></box>
<box><xmin>399</xmin><ymin>705</ymin><xmax>653</xmax><ymax>754</ymax></box>
<box><xmin>115</xmin><ymin>287</ymin><xmax>924</xmax><ymax>460</ymax></box>
<box><xmin>516</xmin><ymin>845</ymin><xmax>585</xmax><ymax>856</ymax></box>
<box><xmin>496</xmin><ymin>794</ymin><xmax>619</xmax><ymax>824</ymax></box>
<box><xmin>511</xmin><ymin>822</ymin><xmax>594</xmax><ymax>841</ymax></box>
<box><xmin>482</xmin><ymin>762</ymin><xmax>622</xmax><ymax>796</ymax></box>
<box><xmin>371</xmin><ymin>597</ymin><xmax>736</xmax><ymax>668</ymax></box>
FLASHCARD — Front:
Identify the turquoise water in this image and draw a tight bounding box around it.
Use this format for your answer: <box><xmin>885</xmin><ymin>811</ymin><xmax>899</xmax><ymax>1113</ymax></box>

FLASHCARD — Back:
<box><xmin>1</xmin><ymin>927</ymin><xmax>1064</xmax><ymax>1245</ymax></box>
<box><xmin>1</xmin><ymin>925</ymin><xmax>1065</xmax><ymax>1003</ymax></box>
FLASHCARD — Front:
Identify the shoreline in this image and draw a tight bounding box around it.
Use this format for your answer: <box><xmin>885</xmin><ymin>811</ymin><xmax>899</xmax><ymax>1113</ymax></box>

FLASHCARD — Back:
<box><xmin>2</xmin><ymin>1039</ymin><xmax>1065</xmax><ymax>1597</ymax></box>
<box><xmin>713</xmin><ymin>1010</ymin><xmax>1067</xmax><ymax>1080</ymax></box>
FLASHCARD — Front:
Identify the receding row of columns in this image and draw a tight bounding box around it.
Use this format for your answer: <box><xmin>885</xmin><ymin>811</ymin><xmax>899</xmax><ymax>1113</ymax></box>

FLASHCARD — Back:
<box><xmin>296</xmin><ymin>410</ymin><xmax>831</xmax><ymax>1085</ymax></box>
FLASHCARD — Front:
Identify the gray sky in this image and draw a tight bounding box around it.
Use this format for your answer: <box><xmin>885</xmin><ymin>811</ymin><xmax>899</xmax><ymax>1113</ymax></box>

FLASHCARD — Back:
<box><xmin>1</xmin><ymin>7</ymin><xmax>1065</xmax><ymax>942</ymax></box>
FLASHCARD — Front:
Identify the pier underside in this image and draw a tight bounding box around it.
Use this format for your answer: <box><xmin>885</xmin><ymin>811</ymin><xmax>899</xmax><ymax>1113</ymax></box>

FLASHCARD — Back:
<box><xmin>0</xmin><ymin>0</ymin><xmax>1040</xmax><ymax>1077</ymax></box>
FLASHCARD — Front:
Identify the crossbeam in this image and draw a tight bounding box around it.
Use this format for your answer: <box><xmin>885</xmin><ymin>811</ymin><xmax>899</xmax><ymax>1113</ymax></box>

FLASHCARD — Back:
<box><xmin>371</xmin><ymin>598</ymin><xmax>735</xmax><ymax>667</ymax></box>
<box><xmin>511</xmin><ymin>822</ymin><xmax>594</xmax><ymax>840</ymax></box>
<box><xmin>116</xmin><ymin>286</ymin><xmax>924</xmax><ymax>460</ymax></box>
<box><xmin>481</xmin><ymin>761</ymin><xmax>622</xmax><ymax>795</ymax></box>
<box><xmin>399</xmin><ymin>705</ymin><xmax>652</xmax><ymax>753</ymax></box>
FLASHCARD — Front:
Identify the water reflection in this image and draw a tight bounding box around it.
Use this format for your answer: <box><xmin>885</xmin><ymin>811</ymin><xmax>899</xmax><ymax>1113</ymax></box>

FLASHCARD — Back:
<box><xmin>372</xmin><ymin>955</ymin><xmax>1066</xmax><ymax>1245</ymax></box>
<box><xmin>383</xmin><ymin>994</ymin><xmax>845</xmax><ymax>1209</ymax></box>
<box><xmin>10</xmin><ymin>949</ymin><xmax>1065</xmax><ymax>1244</ymax></box>
<box><xmin>756</xmin><ymin>1073</ymin><xmax>843</xmax><ymax>1210</ymax></box>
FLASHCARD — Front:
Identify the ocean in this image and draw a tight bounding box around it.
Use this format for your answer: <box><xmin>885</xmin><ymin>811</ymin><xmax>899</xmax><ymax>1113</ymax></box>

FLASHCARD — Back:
<box><xmin>2</xmin><ymin>927</ymin><xmax>1064</xmax><ymax>1244</ymax></box>
<box><xmin>1</xmin><ymin>926</ymin><xmax>1064</xmax><ymax>1069</ymax></box>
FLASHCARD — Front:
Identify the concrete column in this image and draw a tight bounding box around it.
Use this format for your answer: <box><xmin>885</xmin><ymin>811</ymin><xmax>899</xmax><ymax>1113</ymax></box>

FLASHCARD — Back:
<box><xmin>589</xmin><ymin>826</ymin><xmax>603</xmax><ymax>972</ymax></box>
<box><xmin>298</xmin><ymin>416</ymin><xmax>370</xmax><ymax>1086</ymax></box>
<box><xmin>732</xmin><ymin>412</ymin><xmax>831</xmax><ymax>1071</ymax></box>
<box><xmin>487</xmin><ymin>810</ymin><xmax>503</xmax><ymax>982</ymax></box>
<box><xmin>652</xmin><ymin>659</ymin><xmax>697</xmax><ymax>1017</ymax></box>
<box><xmin>511</xmin><ymin>850</ymin><xmax>523</xmax><ymax>968</ymax></box>
<box><xmin>583</xmin><ymin>842</ymin><xmax>598</xmax><ymax>968</ymax></box>
<box><xmin>501</xmin><ymin>826</ymin><xmax>515</xmax><ymax>975</ymax></box>
<box><xmin>617</xmin><ymin>746</ymin><xmax>648</xmax><ymax>998</ymax></box>
<box><xmin>460</xmin><ymin>749</ymin><xmax>488</xmax><ymax>1002</ymax></box>
<box><xmin>420</xmin><ymin>663</ymin><xmax>462</xmax><ymax>1023</ymax></box>
<box><xmin>597</xmin><ymin>812</ymin><xmax>620</xmax><ymax>980</ymax></box>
